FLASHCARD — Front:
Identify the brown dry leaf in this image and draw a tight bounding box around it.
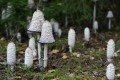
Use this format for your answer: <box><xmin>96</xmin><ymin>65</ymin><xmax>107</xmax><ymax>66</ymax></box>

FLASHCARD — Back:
<box><xmin>48</xmin><ymin>70</ymin><xmax>56</xmax><ymax>73</ymax></box>
<box><xmin>33</xmin><ymin>57</ymin><xmax>37</xmax><ymax>61</ymax></box>
<box><xmin>15</xmin><ymin>76</ymin><xmax>22</xmax><ymax>79</ymax></box>
<box><xmin>62</xmin><ymin>55</ymin><xmax>68</xmax><ymax>59</ymax></box>
<box><xmin>116</xmin><ymin>74</ymin><xmax>120</xmax><ymax>77</ymax></box>
<box><xmin>19</xmin><ymin>51</ymin><xmax>24</xmax><ymax>54</ymax></box>
<box><xmin>50</xmin><ymin>49</ymin><xmax>59</xmax><ymax>54</ymax></box>
<box><xmin>61</xmin><ymin>53</ymin><xmax>67</xmax><ymax>56</ymax></box>
<box><xmin>72</xmin><ymin>52</ymin><xmax>78</xmax><ymax>56</ymax></box>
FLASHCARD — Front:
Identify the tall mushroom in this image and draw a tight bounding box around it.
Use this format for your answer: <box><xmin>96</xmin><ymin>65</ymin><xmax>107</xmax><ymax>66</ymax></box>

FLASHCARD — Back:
<box><xmin>68</xmin><ymin>28</ymin><xmax>76</xmax><ymax>53</ymax></box>
<box><xmin>93</xmin><ymin>0</ymin><xmax>98</xmax><ymax>24</ymax></box>
<box><xmin>27</xmin><ymin>9</ymin><xmax>45</xmax><ymax>68</ymax></box>
<box><xmin>29</xmin><ymin>37</ymin><xmax>37</xmax><ymax>57</ymax></box>
<box><xmin>39</xmin><ymin>20</ymin><xmax>55</xmax><ymax>68</ymax></box>
<box><xmin>107</xmin><ymin>39</ymin><xmax>115</xmax><ymax>62</ymax></box>
<box><xmin>106</xmin><ymin>63</ymin><xmax>115</xmax><ymax>80</ymax></box>
<box><xmin>84</xmin><ymin>27</ymin><xmax>90</xmax><ymax>42</ymax></box>
<box><xmin>17</xmin><ymin>32</ymin><xmax>22</xmax><ymax>42</ymax></box>
<box><xmin>24</xmin><ymin>47</ymin><xmax>33</xmax><ymax>68</ymax></box>
<box><xmin>7</xmin><ymin>42</ymin><xmax>16</xmax><ymax>71</ymax></box>
<box><xmin>93</xmin><ymin>20</ymin><xmax>98</xmax><ymax>33</ymax></box>
<box><xmin>107</xmin><ymin>10</ymin><xmax>114</xmax><ymax>30</ymax></box>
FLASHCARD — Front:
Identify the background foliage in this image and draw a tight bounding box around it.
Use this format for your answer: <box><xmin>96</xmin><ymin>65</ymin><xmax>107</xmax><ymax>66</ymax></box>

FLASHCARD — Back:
<box><xmin>0</xmin><ymin>0</ymin><xmax>119</xmax><ymax>37</ymax></box>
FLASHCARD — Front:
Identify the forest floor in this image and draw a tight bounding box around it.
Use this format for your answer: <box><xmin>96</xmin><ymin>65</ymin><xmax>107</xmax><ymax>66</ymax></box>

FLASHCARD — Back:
<box><xmin>1</xmin><ymin>31</ymin><xmax>120</xmax><ymax>80</ymax></box>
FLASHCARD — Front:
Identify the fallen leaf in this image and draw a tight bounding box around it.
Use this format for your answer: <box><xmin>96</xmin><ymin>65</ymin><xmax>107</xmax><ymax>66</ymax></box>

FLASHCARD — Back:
<box><xmin>48</xmin><ymin>70</ymin><xmax>56</xmax><ymax>73</ymax></box>
<box><xmin>72</xmin><ymin>52</ymin><xmax>78</xmax><ymax>56</ymax></box>
<box><xmin>62</xmin><ymin>55</ymin><xmax>68</xmax><ymax>59</ymax></box>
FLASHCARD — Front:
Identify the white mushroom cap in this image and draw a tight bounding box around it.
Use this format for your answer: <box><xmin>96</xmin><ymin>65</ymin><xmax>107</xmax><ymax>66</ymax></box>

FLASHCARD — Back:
<box><xmin>7</xmin><ymin>42</ymin><xmax>16</xmax><ymax>66</ymax></box>
<box><xmin>107</xmin><ymin>10</ymin><xmax>114</xmax><ymax>18</ymax></box>
<box><xmin>29</xmin><ymin>37</ymin><xmax>37</xmax><ymax>57</ymax></box>
<box><xmin>106</xmin><ymin>63</ymin><xmax>115</xmax><ymax>80</ymax></box>
<box><xmin>28</xmin><ymin>0</ymin><xmax>34</xmax><ymax>9</ymax></box>
<box><xmin>68</xmin><ymin>28</ymin><xmax>76</xmax><ymax>48</ymax></box>
<box><xmin>53</xmin><ymin>21</ymin><xmax>59</xmax><ymax>33</ymax></box>
<box><xmin>24</xmin><ymin>47</ymin><xmax>33</xmax><ymax>68</ymax></box>
<box><xmin>28</xmin><ymin>9</ymin><xmax>45</xmax><ymax>32</ymax></box>
<box><xmin>39</xmin><ymin>20</ymin><xmax>55</xmax><ymax>43</ymax></box>
<box><xmin>29</xmin><ymin>37</ymin><xmax>35</xmax><ymax>49</ymax></box>
<box><xmin>93</xmin><ymin>20</ymin><xmax>98</xmax><ymax>30</ymax></box>
<box><xmin>17</xmin><ymin>32</ymin><xmax>21</xmax><ymax>42</ymax></box>
<box><xmin>107</xmin><ymin>39</ymin><xmax>115</xmax><ymax>62</ymax></box>
<box><xmin>84</xmin><ymin>27</ymin><xmax>90</xmax><ymax>41</ymax></box>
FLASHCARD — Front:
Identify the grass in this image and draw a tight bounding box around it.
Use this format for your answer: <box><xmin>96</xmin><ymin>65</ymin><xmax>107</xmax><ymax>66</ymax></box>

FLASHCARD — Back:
<box><xmin>1</xmin><ymin>32</ymin><xmax>120</xmax><ymax>80</ymax></box>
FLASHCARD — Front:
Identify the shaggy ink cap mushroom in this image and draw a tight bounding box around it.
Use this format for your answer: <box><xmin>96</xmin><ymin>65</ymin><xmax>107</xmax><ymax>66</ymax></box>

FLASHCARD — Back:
<box><xmin>107</xmin><ymin>10</ymin><xmax>114</xmax><ymax>19</ymax></box>
<box><xmin>39</xmin><ymin>20</ymin><xmax>55</xmax><ymax>43</ymax></box>
<box><xmin>28</xmin><ymin>9</ymin><xmax>44</xmax><ymax>32</ymax></box>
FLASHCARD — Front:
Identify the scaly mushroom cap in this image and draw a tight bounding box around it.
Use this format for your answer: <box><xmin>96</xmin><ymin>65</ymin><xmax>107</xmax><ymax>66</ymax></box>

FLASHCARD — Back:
<box><xmin>39</xmin><ymin>20</ymin><xmax>55</xmax><ymax>43</ymax></box>
<box><xmin>28</xmin><ymin>9</ymin><xmax>44</xmax><ymax>32</ymax></box>
<box><xmin>84</xmin><ymin>27</ymin><xmax>90</xmax><ymax>41</ymax></box>
<box><xmin>29</xmin><ymin>37</ymin><xmax>37</xmax><ymax>57</ymax></box>
<box><xmin>68</xmin><ymin>28</ymin><xmax>76</xmax><ymax>48</ymax></box>
<box><xmin>107</xmin><ymin>39</ymin><xmax>115</xmax><ymax>61</ymax></box>
<box><xmin>24</xmin><ymin>47</ymin><xmax>33</xmax><ymax>68</ymax></box>
<box><xmin>106</xmin><ymin>63</ymin><xmax>115</xmax><ymax>80</ymax></box>
<box><xmin>93</xmin><ymin>20</ymin><xmax>98</xmax><ymax>30</ymax></box>
<box><xmin>7</xmin><ymin>42</ymin><xmax>16</xmax><ymax>66</ymax></box>
<box><xmin>107</xmin><ymin>10</ymin><xmax>114</xmax><ymax>18</ymax></box>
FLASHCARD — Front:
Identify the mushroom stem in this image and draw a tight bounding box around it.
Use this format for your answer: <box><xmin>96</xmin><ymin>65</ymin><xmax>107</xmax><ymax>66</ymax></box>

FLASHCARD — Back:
<box><xmin>37</xmin><ymin>34</ymin><xmax>42</xmax><ymax>68</ymax></box>
<box><xmin>43</xmin><ymin>44</ymin><xmax>48</xmax><ymax>68</ymax></box>
<box><xmin>93</xmin><ymin>2</ymin><xmax>96</xmax><ymax>25</ymax></box>
<box><xmin>69</xmin><ymin>46</ymin><xmax>72</xmax><ymax>53</ymax></box>
<box><xmin>108</xmin><ymin>19</ymin><xmax>111</xmax><ymax>30</ymax></box>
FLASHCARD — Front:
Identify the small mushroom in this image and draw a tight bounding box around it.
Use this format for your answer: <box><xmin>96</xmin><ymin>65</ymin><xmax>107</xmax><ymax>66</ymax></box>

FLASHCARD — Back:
<box><xmin>7</xmin><ymin>42</ymin><xmax>16</xmax><ymax>71</ymax></box>
<box><xmin>27</xmin><ymin>9</ymin><xmax>45</xmax><ymax>68</ymax></box>
<box><xmin>29</xmin><ymin>37</ymin><xmax>37</xmax><ymax>57</ymax></box>
<box><xmin>107</xmin><ymin>39</ymin><xmax>115</xmax><ymax>62</ymax></box>
<box><xmin>93</xmin><ymin>20</ymin><xmax>98</xmax><ymax>33</ymax></box>
<box><xmin>17</xmin><ymin>32</ymin><xmax>22</xmax><ymax>42</ymax></box>
<box><xmin>53</xmin><ymin>21</ymin><xmax>59</xmax><ymax>36</ymax></box>
<box><xmin>58</xmin><ymin>28</ymin><xmax>62</xmax><ymax>38</ymax></box>
<box><xmin>39</xmin><ymin>20</ymin><xmax>55</xmax><ymax>68</ymax></box>
<box><xmin>28</xmin><ymin>0</ymin><xmax>35</xmax><ymax>9</ymax></box>
<box><xmin>107</xmin><ymin>10</ymin><xmax>114</xmax><ymax>30</ymax></box>
<box><xmin>93</xmin><ymin>0</ymin><xmax>99</xmax><ymax>24</ymax></box>
<box><xmin>84</xmin><ymin>27</ymin><xmax>90</xmax><ymax>42</ymax></box>
<box><xmin>68</xmin><ymin>28</ymin><xmax>76</xmax><ymax>53</ymax></box>
<box><xmin>24</xmin><ymin>47</ymin><xmax>33</xmax><ymax>68</ymax></box>
<box><xmin>106</xmin><ymin>63</ymin><xmax>115</xmax><ymax>80</ymax></box>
